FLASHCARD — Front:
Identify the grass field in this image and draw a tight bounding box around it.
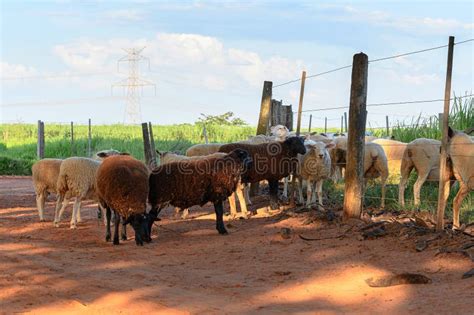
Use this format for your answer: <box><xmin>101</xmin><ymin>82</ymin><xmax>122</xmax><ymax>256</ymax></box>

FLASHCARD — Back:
<box><xmin>1</xmin><ymin>95</ymin><xmax>472</xmax><ymax>221</ymax></box>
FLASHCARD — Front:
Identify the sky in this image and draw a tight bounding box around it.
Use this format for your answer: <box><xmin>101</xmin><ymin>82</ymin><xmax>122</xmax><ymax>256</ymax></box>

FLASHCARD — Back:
<box><xmin>1</xmin><ymin>0</ymin><xmax>473</xmax><ymax>128</ymax></box>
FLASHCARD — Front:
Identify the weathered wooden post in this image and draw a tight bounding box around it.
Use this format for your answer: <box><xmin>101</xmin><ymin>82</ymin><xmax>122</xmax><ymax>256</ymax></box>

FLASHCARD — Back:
<box><xmin>37</xmin><ymin>120</ymin><xmax>45</xmax><ymax>159</ymax></box>
<box><xmin>324</xmin><ymin>117</ymin><xmax>327</xmax><ymax>134</ymax></box>
<box><xmin>252</xmin><ymin>81</ymin><xmax>273</xmax><ymax>196</ymax></box>
<box><xmin>340</xmin><ymin>116</ymin><xmax>344</xmax><ymax>133</ymax></box>
<box><xmin>308</xmin><ymin>114</ymin><xmax>312</xmax><ymax>133</ymax></box>
<box><xmin>148</xmin><ymin>122</ymin><xmax>157</xmax><ymax>168</ymax></box>
<box><xmin>203</xmin><ymin>125</ymin><xmax>209</xmax><ymax>144</ymax></box>
<box><xmin>256</xmin><ymin>81</ymin><xmax>273</xmax><ymax>136</ymax></box>
<box><xmin>70</xmin><ymin>121</ymin><xmax>74</xmax><ymax>155</ymax></box>
<box><xmin>343</xmin><ymin>53</ymin><xmax>369</xmax><ymax>220</ymax></box>
<box><xmin>295</xmin><ymin>71</ymin><xmax>306</xmax><ymax>136</ymax></box>
<box><xmin>385</xmin><ymin>116</ymin><xmax>390</xmax><ymax>137</ymax></box>
<box><xmin>344</xmin><ymin>112</ymin><xmax>348</xmax><ymax>132</ymax></box>
<box><xmin>87</xmin><ymin>118</ymin><xmax>92</xmax><ymax>157</ymax></box>
<box><xmin>438</xmin><ymin>113</ymin><xmax>443</xmax><ymax>131</ymax></box>
<box><xmin>285</xmin><ymin>105</ymin><xmax>293</xmax><ymax>131</ymax></box>
<box><xmin>436</xmin><ymin>36</ymin><xmax>455</xmax><ymax>231</ymax></box>
<box><xmin>141</xmin><ymin>122</ymin><xmax>152</xmax><ymax>167</ymax></box>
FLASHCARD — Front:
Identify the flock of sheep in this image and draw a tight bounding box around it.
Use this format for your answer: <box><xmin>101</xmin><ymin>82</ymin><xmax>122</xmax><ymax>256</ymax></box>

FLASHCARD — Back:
<box><xmin>31</xmin><ymin>124</ymin><xmax>473</xmax><ymax>246</ymax></box>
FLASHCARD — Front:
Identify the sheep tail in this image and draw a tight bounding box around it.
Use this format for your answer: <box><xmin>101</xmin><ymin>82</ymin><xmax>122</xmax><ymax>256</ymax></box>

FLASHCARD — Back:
<box><xmin>56</xmin><ymin>174</ymin><xmax>68</xmax><ymax>194</ymax></box>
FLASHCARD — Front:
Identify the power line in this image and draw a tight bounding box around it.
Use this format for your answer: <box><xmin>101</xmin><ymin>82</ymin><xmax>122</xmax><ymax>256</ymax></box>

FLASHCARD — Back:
<box><xmin>1</xmin><ymin>71</ymin><xmax>114</xmax><ymax>81</ymax></box>
<box><xmin>272</xmin><ymin>38</ymin><xmax>473</xmax><ymax>88</ymax></box>
<box><xmin>0</xmin><ymin>96</ymin><xmax>122</xmax><ymax>107</ymax></box>
<box><xmin>301</xmin><ymin>94</ymin><xmax>474</xmax><ymax>113</ymax></box>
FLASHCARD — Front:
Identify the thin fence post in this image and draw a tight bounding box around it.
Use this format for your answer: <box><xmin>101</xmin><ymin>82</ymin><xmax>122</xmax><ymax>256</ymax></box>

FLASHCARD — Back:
<box><xmin>37</xmin><ymin>120</ymin><xmax>44</xmax><ymax>159</ymax></box>
<box><xmin>295</xmin><ymin>71</ymin><xmax>306</xmax><ymax>136</ymax></box>
<box><xmin>141</xmin><ymin>122</ymin><xmax>152</xmax><ymax>167</ymax></box>
<box><xmin>148</xmin><ymin>122</ymin><xmax>157</xmax><ymax>168</ymax></box>
<box><xmin>344</xmin><ymin>112</ymin><xmax>348</xmax><ymax>133</ymax></box>
<box><xmin>308</xmin><ymin>114</ymin><xmax>312</xmax><ymax>133</ymax></box>
<box><xmin>343</xmin><ymin>52</ymin><xmax>368</xmax><ymax>220</ymax></box>
<box><xmin>340</xmin><ymin>116</ymin><xmax>344</xmax><ymax>134</ymax></box>
<box><xmin>385</xmin><ymin>116</ymin><xmax>390</xmax><ymax>137</ymax></box>
<box><xmin>437</xmin><ymin>36</ymin><xmax>455</xmax><ymax>231</ymax></box>
<box><xmin>324</xmin><ymin>117</ymin><xmax>327</xmax><ymax>134</ymax></box>
<box><xmin>203</xmin><ymin>125</ymin><xmax>209</xmax><ymax>144</ymax></box>
<box><xmin>88</xmin><ymin>118</ymin><xmax>92</xmax><ymax>157</ymax></box>
<box><xmin>70</xmin><ymin>121</ymin><xmax>74</xmax><ymax>156</ymax></box>
<box><xmin>438</xmin><ymin>113</ymin><xmax>443</xmax><ymax>131</ymax></box>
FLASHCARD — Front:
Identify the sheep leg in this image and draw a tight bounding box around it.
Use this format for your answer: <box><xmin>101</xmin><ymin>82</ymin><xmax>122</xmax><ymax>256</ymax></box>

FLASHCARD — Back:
<box><xmin>121</xmin><ymin>219</ymin><xmax>127</xmax><ymax>241</ymax></box>
<box><xmin>297</xmin><ymin>178</ymin><xmax>304</xmax><ymax>204</ymax></box>
<box><xmin>181</xmin><ymin>208</ymin><xmax>189</xmax><ymax>219</ymax></box>
<box><xmin>70</xmin><ymin>198</ymin><xmax>81</xmax><ymax>229</ymax></box>
<box><xmin>173</xmin><ymin>207</ymin><xmax>181</xmax><ymax>219</ymax></box>
<box><xmin>213</xmin><ymin>200</ymin><xmax>228</xmax><ymax>235</ymax></box>
<box><xmin>244</xmin><ymin>184</ymin><xmax>252</xmax><ymax>206</ymax></box>
<box><xmin>228</xmin><ymin>192</ymin><xmax>238</xmax><ymax>219</ymax></box>
<box><xmin>113</xmin><ymin>210</ymin><xmax>121</xmax><ymax>245</ymax></box>
<box><xmin>268</xmin><ymin>180</ymin><xmax>279</xmax><ymax>210</ymax></box>
<box><xmin>282</xmin><ymin>176</ymin><xmax>289</xmax><ymax>198</ymax></box>
<box><xmin>316</xmin><ymin>180</ymin><xmax>324</xmax><ymax>210</ymax></box>
<box><xmin>105</xmin><ymin>207</ymin><xmax>112</xmax><ymax>242</ymax></box>
<box><xmin>452</xmin><ymin>182</ymin><xmax>468</xmax><ymax>229</ymax></box>
<box><xmin>54</xmin><ymin>194</ymin><xmax>68</xmax><ymax>227</ymax></box>
<box><xmin>36</xmin><ymin>191</ymin><xmax>46</xmax><ymax>221</ymax></box>
<box><xmin>311</xmin><ymin>181</ymin><xmax>318</xmax><ymax>204</ymax></box>
<box><xmin>305</xmin><ymin>180</ymin><xmax>313</xmax><ymax>208</ymax></box>
<box><xmin>235</xmin><ymin>185</ymin><xmax>249</xmax><ymax>218</ymax></box>
<box><xmin>399</xmin><ymin>158</ymin><xmax>414</xmax><ymax>207</ymax></box>
<box><xmin>413</xmin><ymin>172</ymin><xmax>429</xmax><ymax>208</ymax></box>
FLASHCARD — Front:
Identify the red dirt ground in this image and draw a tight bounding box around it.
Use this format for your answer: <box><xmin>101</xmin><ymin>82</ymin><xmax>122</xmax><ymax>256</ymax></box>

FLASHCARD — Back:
<box><xmin>0</xmin><ymin>176</ymin><xmax>472</xmax><ymax>314</ymax></box>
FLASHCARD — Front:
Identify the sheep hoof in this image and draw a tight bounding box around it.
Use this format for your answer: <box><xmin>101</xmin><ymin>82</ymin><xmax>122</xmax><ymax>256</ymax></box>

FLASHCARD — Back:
<box><xmin>121</xmin><ymin>235</ymin><xmax>127</xmax><ymax>241</ymax></box>
<box><xmin>53</xmin><ymin>222</ymin><xmax>60</xmax><ymax>228</ymax></box>
<box><xmin>113</xmin><ymin>239</ymin><xmax>120</xmax><ymax>245</ymax></box>
<box><xmin>106</xmin><ymin>236</ymin><xmax>111</xmax><ymax>242</ymax></box>
<box><xmin>70</xmin><ymin>224</ymin><xmax>77</xmax><ymax>229</ymax></box>
<box><xmin>39</xmin><ymin>218</ymin><xmax>45</xmax><ymax>222</ymax></box>
<box><xmin>217</xmin><ymin>228</ymin><xmax>228</xmax><ymax>235</ymax></box>
<box><xmin>270</xmin><ymin>202</ymin><xmax>279</xmax><ymax>210</ymax></box>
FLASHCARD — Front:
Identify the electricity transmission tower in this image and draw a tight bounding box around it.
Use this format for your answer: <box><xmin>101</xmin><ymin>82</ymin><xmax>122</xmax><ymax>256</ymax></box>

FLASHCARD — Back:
<box><xmin>112</xmin><ymin>47</ymin><xmax>156</xmax><ymax>124</ymax></box>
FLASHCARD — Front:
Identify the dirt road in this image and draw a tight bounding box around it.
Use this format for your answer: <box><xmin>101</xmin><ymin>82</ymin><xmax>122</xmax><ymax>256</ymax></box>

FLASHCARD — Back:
<box><xmin>0</xmin><ymin>177</ymin><xmax>472</xmax><ymax>314</ymax></box>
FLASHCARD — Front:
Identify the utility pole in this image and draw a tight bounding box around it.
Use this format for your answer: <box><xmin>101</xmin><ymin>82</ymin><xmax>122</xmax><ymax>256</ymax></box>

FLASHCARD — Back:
<box><xmin>112</xmin><ymin>47</ymin><xmax>156</xmax><ymax>124</ymax></box>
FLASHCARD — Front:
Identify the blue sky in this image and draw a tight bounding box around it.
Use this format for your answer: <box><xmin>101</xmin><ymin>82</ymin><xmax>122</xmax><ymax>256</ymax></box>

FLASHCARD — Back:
<box><xmin>1</xmin><ymin>0</ymin><xmax>473</xmax><ymax>128</ymax></box>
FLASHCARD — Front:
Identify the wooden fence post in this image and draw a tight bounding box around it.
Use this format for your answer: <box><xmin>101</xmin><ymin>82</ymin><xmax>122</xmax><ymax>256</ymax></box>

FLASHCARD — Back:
<box><xmin>70</xmin><ymin>121</ymin><xmax>74</xmax><ymax>156</ymax></box>
<box><xmin>148</xmin><ymin>122</ymin><xmax>157</xmax><ymax>168</ymax></box>
<box><xmin>295</xmin><ymin>71</ymin><xmax>306</xmax><ymax>136</ymax></box>
<box><xmin>308</xmin><ymin>114</ymin><xmax>312</xmax><ymax>133</ymax></box>
<box><xmin>343</xmin><ymin>53</ymin><xmax>369</xmax><ymax>220</ymax></box>
<box><xmin>88</xmin><ymin>118</ymin><xmax>92</xmax><ymax>157</ymax></box>
<box><xmin>203</xmin><ymin>125</ymin><xmax>209</xmax><ymax>144</ymax></box>
<box><xmin>324</xmin><ymin>117</ymin><xmax>327</xmax><ymax>134</ymax></box>
<box><xmin>141</xmin><ymin>122</ymin><xmax>152</xmax><ymax>167</ymax></box>
<box><xmin>256</xmin><ymin>81</ymin><xmax>273</xmax><ymax>136</ymax></box>
<box><xmin>285</xmin><ymin>105</ymin><xmax>293</xmax><ymax>131</ymax></box>
<box><xmin>344</xmin><ymin>112</ymin><xmax>348</xmax><ymax>132</ymax></box>
<box><xmin>436</xmin><ymin>36</ymin><xmax>455</xmax><ymax>231</ymax></box>
<box><xmin>340</xmin><ymin>116</ymin><xmax>344</xmax><ymax>134</ymax></box>
<box><xmin>37</xmin><ymin>120</ymin><xmax>44</xmax><ymax>159</ymax></box>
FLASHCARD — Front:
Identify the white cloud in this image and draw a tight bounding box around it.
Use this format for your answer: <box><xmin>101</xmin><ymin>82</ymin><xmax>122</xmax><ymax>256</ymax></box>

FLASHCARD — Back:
<box><xmin>401</xmin><ymin>73</ymin><xmax>439</xmax><ymax>85</ymax></box>
<box><xmin>0</xmin><ymin>62</ymin><xmax>38</xmax><ymax>78</ymax></box>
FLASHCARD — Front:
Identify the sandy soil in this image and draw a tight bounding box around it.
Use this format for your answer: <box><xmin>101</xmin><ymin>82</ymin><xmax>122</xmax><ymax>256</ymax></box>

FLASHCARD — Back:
<box><xmin>0</xmin><ymin>176</ymin><xmax>473</xmax><ymax>314</ymax></box>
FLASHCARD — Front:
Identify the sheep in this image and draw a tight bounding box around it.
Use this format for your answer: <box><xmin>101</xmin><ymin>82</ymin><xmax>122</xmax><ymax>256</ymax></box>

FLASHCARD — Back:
<box><xmin>31</xmin><ymin>159</ymin><xmax>68</xmax><ymax>221</ymax></box>
<box><xmin>398</xmin><ymin>138</ymin><xmax>442</xmax><ymax>207</ymax></box>
<box><xmin>186</xmin><ymin>143</ymin><xmax>223</xmax><ymax>157</ymax></box>
<box><xmin>149</xmin><ymin>149</ymin><xmax>251</xmax><ymax>235</ymax></box>
<box><xmin>372</xmin><ymin>138</ymin><xmax>407</xmax><ymax>182</ymax></box>
<box><xmin>328</xmin><ymin>138</ymin><xmax>388</xmax><ymax>207</ymax></box>
<box><xmin>96</xmin><ymin>155</ymin><xmax>157</xmax><ymax>246</ymax></box>
<box><xmin>297</xmin><ymin>140</ymin><xmax>334</xmax><ymax>208</ymax></box>
<box><xmin>53</xmin><ymin>150</ymin><xmax>122</xmax><ymax>229</ymax></box>
<box><xmin>157</xmin><ymin>150</ymin><xmax>232</xmax><ymax>219</ymax></box>
<box><xmin>444</xmin><ymin>127</ymin><xmax>473</xmax><ymax>229</ymax></box>
<box><xmin>219</xmin><ymin>137</ymin><xmax>306</xmax><ymax>210</ymax></box>
<box><xmin>305</xmin><ymin>133</ymin><xmax>334</xmax><ymax>145</ymax></box>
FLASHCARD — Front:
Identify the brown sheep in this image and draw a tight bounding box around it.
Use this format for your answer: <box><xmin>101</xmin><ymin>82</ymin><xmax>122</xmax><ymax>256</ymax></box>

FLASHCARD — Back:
<box><xmin>96</xmin><ymin>155</ymin><xmax>157</xmax><ymax>246</ymax></box>
<box><xmin>218</xmin><ymin>137</ymin><xmax>306</xmax><ymax>209</ymax></box>
<box><xmin>148</xmin><ymin>149</ymin><xmax>251</xmax><ymax>235</ymax></box>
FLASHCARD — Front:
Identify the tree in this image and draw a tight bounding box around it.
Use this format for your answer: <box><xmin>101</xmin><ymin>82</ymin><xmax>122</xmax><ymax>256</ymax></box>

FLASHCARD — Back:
<box><xmin>196</xmin><ymin>112</ymin><xmax>247</xmax><ymax>126</ymax></box>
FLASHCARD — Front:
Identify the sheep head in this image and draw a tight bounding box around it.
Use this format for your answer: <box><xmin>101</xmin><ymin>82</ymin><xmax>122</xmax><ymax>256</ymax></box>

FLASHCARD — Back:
<box><xmin>305</xmin><ymin>140</ymin><xmax>334</xmax><ymax>160</ymax></box>
<box><xmin>284</xmin><ymin>136</ymin><xmax>306</xmax><ymax>156</ymax></box>
<box><xmin>228</xmin><ymin>149</ymin><xmax>253</xmax><ymax>172</ymax></box>
<box><xmin>271</xmin><ymin>124</ymin><xmax>290</xmax><ymax>140</ymax></box>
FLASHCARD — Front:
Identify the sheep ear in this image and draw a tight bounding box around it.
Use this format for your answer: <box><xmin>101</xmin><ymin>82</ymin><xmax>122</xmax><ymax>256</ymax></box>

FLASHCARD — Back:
<box><xmin>96</xmin><ymin>152</ymin><xmax>108</xmax><ymax>158</ymax></box>
<box><xmin>448</xmin><ymin>126</ymin><xmax>455</xmax><ymax>139</ymax></box>
<box><xmin>155</xmin><ymin>149</ymin><xmax>161</xmax><ymax>155</ymax></box>
<box><xmin>325</xmin><ymin>142</ymin><xmax>336</xmax><ymax>149</ymax></box>
<box><xmin>120</xmin><ymin>152</ymin><xmax>130</xmax><ymax>156</ymax></box>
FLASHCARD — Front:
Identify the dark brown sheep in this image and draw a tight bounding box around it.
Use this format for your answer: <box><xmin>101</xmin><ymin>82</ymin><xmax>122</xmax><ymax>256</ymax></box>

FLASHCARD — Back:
<box><xmin>96</xmin><ymin>155</ymin><xmax>157</xmax><ymax>246</ymax></box>
<box><xmin>148</xmin><ymin>149</ymin><xmax>251</xmax><ymax>235</ymax></box>
<box><xmin>218</xmin><ymin>136</ymin><xmax>306</xmax><ymax>209</ymax></box>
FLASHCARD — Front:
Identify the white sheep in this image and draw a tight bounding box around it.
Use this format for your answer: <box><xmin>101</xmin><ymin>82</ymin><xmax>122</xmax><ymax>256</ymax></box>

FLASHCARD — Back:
<box><xmin>185</xmin><ymin>143</ymin><xmax>223</xmax><ymax>157</ymax></box>
<box><xmin>444</xmin><ymin>127</ymin><xmax>474</xmax><ymax>229</ymax></box>
<box><xmin>31</xmin><ymin>159</ymin><xmax>69</xmax><ymax>221</ymax></box>
<box><xmin>372</xmin><ymin>138</ymin><xmax>407</xmax><ymax>182</ymax></box>
<box><xmin>364</xmin><ymin>142</ymin><xmax>389</xmax><ymax>208</ymax></box>
<box><xmin>398</xmin><ymin>138</ymin><xmax>442</xmax><ymax>207</ymax></box>
<box><xmin>53</xmin><ymin>150</ymin><xmax>121</xmax><ymax>228</ymax></box>
<box><xmin>297</xmin><ymin>140</ymin><xmax>334</xmax><ymax>208</ymax></box>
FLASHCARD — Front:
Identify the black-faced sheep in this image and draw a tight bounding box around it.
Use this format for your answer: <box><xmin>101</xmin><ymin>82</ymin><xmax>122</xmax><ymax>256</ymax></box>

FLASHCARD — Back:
<box><xmin>149</xmin><ymin>149</ymin><xmax>251</xmax><ymax>235</ymax></box>
<box><xmin>96</xmin><ymin>155</ymin><xmax>157</xmax><ymax>246</ymax></box>
<box><xmin>218</xmin><ymin>137</ymin><xmax>306</xmax><ymax>210</ymax></box>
